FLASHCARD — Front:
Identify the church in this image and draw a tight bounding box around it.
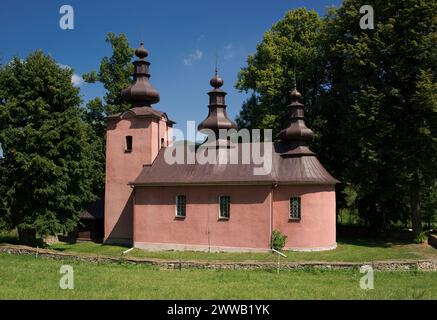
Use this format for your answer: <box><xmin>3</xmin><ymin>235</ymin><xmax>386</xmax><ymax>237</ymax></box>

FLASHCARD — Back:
<box><xmin>104</xmin><ymin>42</ymin><xmax>338</xmax><ymax>252</ymax></box>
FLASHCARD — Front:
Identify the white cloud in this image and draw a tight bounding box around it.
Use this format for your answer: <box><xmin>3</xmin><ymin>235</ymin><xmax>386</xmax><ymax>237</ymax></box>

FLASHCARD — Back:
<box><xmin>183</xmin><ymin>49</ymin><xmax>203</xmax><ymax>66</ymax></box>
<box><xmin>71</xmin><ymin>74</ymin><xmax>84</xmax><ymax>87</ymax></box>
<box><xmin>57</xmin><ymin>63</ymin><xmax>71</xmax><ymax>70</ymax></box>
<box><xmin>58</xmin><ymin>63</ymin><xmax>84</xmax><ymax>87</ymax></box>
<box><xmin>223</xmin><ymin>44</ymin><xmax>234</xmax><ymax>60</ymax></box>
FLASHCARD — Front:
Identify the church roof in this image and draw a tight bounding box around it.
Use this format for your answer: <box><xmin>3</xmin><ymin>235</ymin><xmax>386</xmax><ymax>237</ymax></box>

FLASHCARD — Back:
<box><xmin>121</xmin><ymin>42</ymin><xmax>160</xmax><ymax>106</ymax></box>
<box><xmin>197</xmin><ymin>68</ymin><xmax>238</xmax><ymax>134</ymax></box>
<box><xmin>107</xmin><ymin>106</ymin><xmax>175</xmax><ymax>124</ymax></box>
<box><xmin>129</xmin><ymin>81</ymin><xmax>338</xmax><ymax>187</ymax></box>
<box><xmin>129</xmin><ymin>142</ymin><xmax>339</xmax><ymax>186</ymax></box>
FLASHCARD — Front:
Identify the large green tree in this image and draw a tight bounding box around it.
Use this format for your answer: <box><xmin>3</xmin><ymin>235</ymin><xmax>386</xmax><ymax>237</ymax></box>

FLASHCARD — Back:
<box><xmin>236</xmin><ymin>8</ymin><xmax>326</xmax><ymax>136</ymax></box>
<box><xmin>83</xmin><ymin>32</ymin><xmax>134</xmax><ymax>137</ymax></box>
<box><xmin>235</xmin><ymin>8</ymin><xmax>348</xmax><ymax>214</ymax></box>
<box><xmin>320</xmin><ymin>0</ymin><xmax>437</xmax><ymax>234</ymax></box>
<box><xmin>0</xmin><ymin>51</ymin><xmax>102</xmax><ymax>245</ymax></box>
<box><xmin>236</xmin><ymin>1</ymin><xmax>437</xmax><ymax>235</ymax></box>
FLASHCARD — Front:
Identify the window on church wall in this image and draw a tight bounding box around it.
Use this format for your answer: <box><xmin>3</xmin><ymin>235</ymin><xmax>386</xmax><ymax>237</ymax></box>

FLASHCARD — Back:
<box><xmin>219</xmin><ymin>196</ymin><xmax>230</xmax><ymax>219</ymax></box>
<box><xmin>175</xmin><ymin>195</ymin><xmax>186</xmax><ymax>217</ymax></box>
<box><xmin>125</xmin><ymin>136</ymin><xmax>133</xmax><ymax>152</ymax></box>
<box><xmin>289</xmin><ymin>197</ymin><xmax>301</xmax><ymax>220</ymax></box>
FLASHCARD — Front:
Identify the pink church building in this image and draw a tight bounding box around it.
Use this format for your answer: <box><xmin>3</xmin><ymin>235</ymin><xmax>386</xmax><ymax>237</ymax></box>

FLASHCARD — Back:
<box><xmin>104</xmin><ymin>43</ymin><xmax>339</xmax><ymax>252</ymax></box>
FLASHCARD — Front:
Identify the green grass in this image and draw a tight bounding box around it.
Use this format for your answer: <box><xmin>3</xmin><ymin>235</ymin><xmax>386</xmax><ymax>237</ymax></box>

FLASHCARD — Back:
<box><xmin>1</xmin><ymin>228</ymin><xmax>436</xmax><ymax>263</ymax></box>
<box><xmin>0</xmin><ymin>253</ymin><xmax>435</xmax><ymax>299</ymax></box>
<box><xmin>43</xmin><ymin>237</ymin><xmax>437</xmax><ymax>263</ymax></box>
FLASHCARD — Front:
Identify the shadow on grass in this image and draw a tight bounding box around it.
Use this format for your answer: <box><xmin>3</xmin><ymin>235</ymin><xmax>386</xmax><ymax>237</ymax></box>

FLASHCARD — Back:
<box><xmin>0</xmin><ymin>230</ymin><xmax>19</xmax><ymax>244</ymax></box>
<box><xmin>337</xmin><ymin>235</ymin><xmax>413</xmax><ymax>248</ymax></box>
<box><xmin>50</xmin><ymin>241</ymin><xmax>131</xmax><ymax>253</ymax></box>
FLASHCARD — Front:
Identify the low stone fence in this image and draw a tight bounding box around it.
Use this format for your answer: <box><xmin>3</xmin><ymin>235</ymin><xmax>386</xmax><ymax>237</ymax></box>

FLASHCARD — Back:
<box><xmin>1</xmin><ymin>245</ymin><xmax>436</xmax><ymax>271</ymax></box>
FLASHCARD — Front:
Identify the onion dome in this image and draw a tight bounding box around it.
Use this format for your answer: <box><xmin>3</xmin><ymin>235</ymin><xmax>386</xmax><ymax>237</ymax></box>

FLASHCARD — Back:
<box><xmin>135</xmin><ymin>43</ymin><xmax>149</xmax><ymax>59</ymax></box>
<box><xmin>279</xmin><ymin>85</ymin><xmax>315</xmax><ymax>156</ymax></box>
<box><xmin>198</xmin><ymin>69</ymin><xmax>238</xmax><ymax>136</ymax></box>
<box><xmin>121</xmin><ymin>42</ymin><xmax>160</xmax><ymax>106</ymax></box>
<box><xmin>210</xmin><ymin>72</ymin><xmax>224</xmax><ymax>88</ymax></box>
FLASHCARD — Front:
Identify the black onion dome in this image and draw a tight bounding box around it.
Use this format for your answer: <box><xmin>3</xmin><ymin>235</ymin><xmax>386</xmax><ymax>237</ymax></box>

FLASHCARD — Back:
<box><xmin>279</xmin><ymin>85</ymin><xmax>315</xmax><ymax>156</ymax></box>
<box><xmin>210</xmin><ymin>73</ymin><xmax>224</xmax><ymax>88</ymax></box>
<box><xmin>198</xmin><ymin>69</ymin><xmax>237</xmax><ymax>134</ymax></box>
<box><xmin>121</xmin><ymin>42</ymin><xmax>160</xmax><ymax>106</ymax></box>
<box><xmin>135</xmin><ymin>42</ymin><xmax>149</xmax><ymax>59</ymax></box>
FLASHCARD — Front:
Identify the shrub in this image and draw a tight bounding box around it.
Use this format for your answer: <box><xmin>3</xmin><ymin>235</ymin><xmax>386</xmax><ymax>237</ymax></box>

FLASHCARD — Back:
<box><xmin>271</xmin><ymin>230</ymin><xmax>287</xmax><ymax>251</ymax></box>
<box><xmin>413</xmin><ymin>232</ymin><xmax>428</xmax><ymax>244</ymax></box>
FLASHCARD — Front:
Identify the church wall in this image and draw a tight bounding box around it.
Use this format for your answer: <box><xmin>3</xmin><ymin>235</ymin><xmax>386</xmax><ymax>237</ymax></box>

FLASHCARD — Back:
<box><xmin>133</xmin><ymin>185</ymin><xmax>272</xmax><ymax>252</ymax></box>
<box><xmin>104</xmin><ymin>117</ymin><xmax>155</xmax><ymax>244</ymax></box>
<box><xmin>273</xmin><ymin>185</ymin><xmax>336</xmax><ymax>251</ymax></box>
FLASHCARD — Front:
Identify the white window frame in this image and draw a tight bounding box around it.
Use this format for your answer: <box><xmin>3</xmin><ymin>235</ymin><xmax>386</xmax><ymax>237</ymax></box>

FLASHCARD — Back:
<box><xmin>289</xmin><ymin>196</ymin><xmax>301</xmax><ymax>220</ymax></box>
<box><xmin>175</xmin><ymin>195</ymin><xmax>186</xmax><ymax>218</ymax></box>
<box><xmin>218</xmin><ymin>195</ymin><xmax>230</xmax><ymax>219</ymax></box>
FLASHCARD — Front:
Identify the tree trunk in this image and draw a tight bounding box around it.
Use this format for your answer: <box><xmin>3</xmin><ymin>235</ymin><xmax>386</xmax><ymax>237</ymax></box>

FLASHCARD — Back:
<box><xmin>17</xmin><ymin>228</ymin><xmax>37</xmax><ymax>246</ymax></box>
<box><xmin>410</xmin><ymin>174</ymin><xmax>422</xmax><ymax>238</ymax></box>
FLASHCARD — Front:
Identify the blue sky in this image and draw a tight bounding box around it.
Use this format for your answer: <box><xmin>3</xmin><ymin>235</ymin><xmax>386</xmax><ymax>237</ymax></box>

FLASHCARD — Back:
<box><xmin>0</xmin><ymin>0</ymin><xmax>341</xmax><ymax>154</ymax></box>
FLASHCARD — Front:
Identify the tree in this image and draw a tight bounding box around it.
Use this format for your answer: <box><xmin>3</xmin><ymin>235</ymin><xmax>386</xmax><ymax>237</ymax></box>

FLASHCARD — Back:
<box><xmin>234</xmin><ymin>8</ymin><xmax>348</xmax><ymax>216</ymax></box>
<box><xmin>83</xmin><ymin>32</ymin><xmax>134</xmax><ymax>134</ymax></box>
<box><xmin>236</xmin><ymin>1</ymin><xmax>437</xmax><ymax>235</ymax></box>
<box><xmin>0</xmin><ymin>158</ymin><xmax>9</xmax><ymax>231</ymax></box>
<box><xmin>236</xmin><ymin>8</ymin><xmax>327</xmax><ymax>136</ymax></box>
<box><xmin>0</xmin><ymin>51</ymin><xmax>102</xmax><ymax>245</ymax></box>
<box><xmin>322</xmin><ymin>0</ymin><xmax>437</xmax><ymax>234</ymax></box>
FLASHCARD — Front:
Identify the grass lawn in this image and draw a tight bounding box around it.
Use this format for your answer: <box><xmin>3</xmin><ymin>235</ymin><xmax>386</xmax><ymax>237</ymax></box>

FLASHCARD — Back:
<box><xmin>43</xmin><ymin>237</ymin><xmax>437</xmax><ymax>263</ymax></box>
<box><xmin>0</xmin><ymin>253</ymin><xmax>436</xmax><ymax>299</ymax></box>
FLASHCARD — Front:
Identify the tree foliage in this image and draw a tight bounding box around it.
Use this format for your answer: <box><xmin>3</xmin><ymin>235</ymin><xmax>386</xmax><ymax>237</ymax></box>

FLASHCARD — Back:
<box><xmin>236</xmin><ymin>8</ymin><xmax>326</xmax><ymax>135</ymax></box>
<box><xmin>83</xmin><ymin>32</ymin><xmax>134</xmax><ymax>135</ymax></box>
<box><xmin>323</xmin><ymin>0</ymin><xmax>437</xmax><ymax>234</ymax></box>
<box><xmin>0</xmin><ymin>51</ymin><xmax>102</xmax><ymax>244</ymax></box>
<box><xmin>236</xmin><ymin>1</ymin><xmax>437</xmax><ymax>234</ymax></box>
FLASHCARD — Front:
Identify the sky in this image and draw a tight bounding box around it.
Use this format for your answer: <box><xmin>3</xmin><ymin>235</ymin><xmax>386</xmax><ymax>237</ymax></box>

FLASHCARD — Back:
<box><xmin>0</xmin><ymin>0</ymin><xmax>342</xmax><ymax>155</ymax></box>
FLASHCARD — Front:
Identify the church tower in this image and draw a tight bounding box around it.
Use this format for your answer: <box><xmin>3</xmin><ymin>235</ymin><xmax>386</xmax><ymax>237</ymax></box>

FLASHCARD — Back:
<box><xmin>104</xmin><ymin>43</ymin><xmax>174</xmax><ymax>244</ymax></box>
<box><xmin>198</xmin><ymin>69</ymin><xmax>238</xmax><ymax>137</ymax></box>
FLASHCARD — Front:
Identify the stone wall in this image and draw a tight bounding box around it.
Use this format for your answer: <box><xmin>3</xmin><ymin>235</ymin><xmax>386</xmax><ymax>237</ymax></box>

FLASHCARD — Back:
<box><xmin>1</xmin><ymin>245</ymin><xmax>436</xmax><ymax>271</ymax></box>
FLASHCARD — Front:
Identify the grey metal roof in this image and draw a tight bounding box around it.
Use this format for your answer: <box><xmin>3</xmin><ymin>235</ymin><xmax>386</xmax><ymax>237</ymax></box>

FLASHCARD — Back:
<box><xmin>107</xmin><ymin>106</ymin><xmax>175</xmax><ymax>125</ymax></box>
<box><xmin>130</xmin><ymin>142</ymin><xmax>339</xmax><ymax>186</ymax></box>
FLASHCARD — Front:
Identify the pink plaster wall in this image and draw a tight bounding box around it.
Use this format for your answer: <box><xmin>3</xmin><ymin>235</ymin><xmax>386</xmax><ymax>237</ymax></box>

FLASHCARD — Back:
<box><xmin>105</xmin><ymin>115</ymin><xmax>172</xmax><ymax>244</ymax></box>
<box><xmin>134</xmin><ymin>185</ymin><xmax>272</xmax><ymax>250</ymax></box>
<box><xmin>158</xmin><ymin>119</ymin><xmax>169</xmax><ymax>148</ymax></box>
<box><xmin>273</xmin><ymin>185</ymin><xmax>336</xmax><ymax>250</ymax></box>
<box><xmin>133</xmin><ymin>184</ymin><xmax>336</xmax><ymax>251</ymax></box>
